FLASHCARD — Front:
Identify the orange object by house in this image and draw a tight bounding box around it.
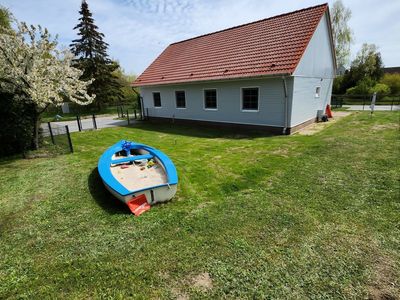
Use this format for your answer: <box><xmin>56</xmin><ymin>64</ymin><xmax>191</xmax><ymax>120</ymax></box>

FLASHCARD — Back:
<box><xmin>127</xmin><ymin>194</ymin><xmax>151</xmax><ymax>216</ymax></box>
<box><xmin>326</xmin><ymin>104</ymin><xmax>333</xmax><ymax>118</ymax></box>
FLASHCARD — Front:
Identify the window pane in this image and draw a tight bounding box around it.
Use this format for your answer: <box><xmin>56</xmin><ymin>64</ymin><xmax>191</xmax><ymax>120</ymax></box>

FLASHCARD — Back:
<box><xmin>175</xmin><ymin>91</ymin><xmax>186</xmax><ymax>108</ymax></box>
<box><xmin>315</xmin><ymin>87</ymin><xmax>321</xmax><ymax>98</ymax></box>
<box><xmin>153</xmin><ymin>92</ymin><xmax>161</xmax><ymax>107</ymax></box>
<box><xmin>242</xmin><ymin>88</ymin><xmax>258</xmax><ymax>110</ymax></box>
<box><xmin>204</xmin><ymin>89</ymin><xmax>217</xmax><ymax>109</ymax></box>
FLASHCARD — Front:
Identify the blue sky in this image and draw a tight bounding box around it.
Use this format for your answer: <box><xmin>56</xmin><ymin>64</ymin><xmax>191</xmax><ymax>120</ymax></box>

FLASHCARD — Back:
<box><xmin>2</xmin><ymin>0</ymin><xmax>399</xmax><ymax>75</ymax></box>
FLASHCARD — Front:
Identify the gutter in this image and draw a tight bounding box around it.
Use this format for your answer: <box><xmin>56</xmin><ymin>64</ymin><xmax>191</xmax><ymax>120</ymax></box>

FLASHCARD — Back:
<box><xmin>133</xmin><ymin>73</ymin><xmax>291</xmax><ymax>88</ymax></box>
<box><xmin>282</xmin><ymin>76</ymin><xmax>289</xmax><ymax>135</ymax></box>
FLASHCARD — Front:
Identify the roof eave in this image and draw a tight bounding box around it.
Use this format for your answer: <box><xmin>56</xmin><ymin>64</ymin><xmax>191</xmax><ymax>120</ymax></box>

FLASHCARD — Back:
<box><xmin>132</xmin><ymin>72</ymin><xmax>293</xmax><ymax>88</ymax></box>
<box><xmin>325</xmin><ymin>7</ymin><xmax>338</xmax><ymax>75</ymax></box>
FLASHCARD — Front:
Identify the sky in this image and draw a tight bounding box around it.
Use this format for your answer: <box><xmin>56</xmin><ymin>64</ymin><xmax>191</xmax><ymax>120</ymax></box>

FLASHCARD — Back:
<box><xmin>2</xmin><ymin>0</ymin><xmax>399</xmax><ymax>75</ymax></box>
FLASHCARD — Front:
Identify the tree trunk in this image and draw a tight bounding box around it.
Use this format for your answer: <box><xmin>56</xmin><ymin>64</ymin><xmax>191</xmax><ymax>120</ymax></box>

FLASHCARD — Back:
<box><xmin>33</xmin><ymin>115</ymin><xmax>40</xmax><ymax>150</ymax></box>
<box><xmin>32</xmin><ymin>105</ymin><xmax>49</xmax><ymax>150</ymax></box>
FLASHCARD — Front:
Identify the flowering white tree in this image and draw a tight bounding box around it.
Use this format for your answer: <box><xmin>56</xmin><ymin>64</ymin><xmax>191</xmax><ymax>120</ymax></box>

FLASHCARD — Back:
<box><xmin>0</xmin><ymin>22</ymin><xmax>95</xmax><ymax>149</ymax></box>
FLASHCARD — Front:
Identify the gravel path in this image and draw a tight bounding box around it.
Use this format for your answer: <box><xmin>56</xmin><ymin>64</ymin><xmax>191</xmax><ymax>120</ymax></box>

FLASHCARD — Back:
<box><xmin>296</xmin><ymin>111</ymin><xmax>353</xmax><ymax>135</ymax></box>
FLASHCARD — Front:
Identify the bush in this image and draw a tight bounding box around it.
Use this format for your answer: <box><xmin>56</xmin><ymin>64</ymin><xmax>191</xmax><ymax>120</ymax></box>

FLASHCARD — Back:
<box><xmin>380</xmin><ymin>73</ymin><xmax>400</xmax><ymax>94</ymax></box>
<box><xmin>346</xmin><ymin>78</ymin><xmax>375</xmax><ymax>95</ymax></box>
<box><xmin>333</xmin><ymin>75</ymin><xmax>344</xmax><ymax>94</ymax></box>
<box><xmin>0</xmin><ymin>93</ymin><xmax>36</xmax><ymax>157</ymax></box>
<box><xmin>369</xmin><ymin>83</ymin><xmax>391</xmax><ymax>94</ymax></box>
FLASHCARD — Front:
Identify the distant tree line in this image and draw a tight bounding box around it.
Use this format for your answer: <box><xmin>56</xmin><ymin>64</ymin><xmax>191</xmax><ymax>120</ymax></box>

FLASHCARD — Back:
<box><xmin>331</xmin><ymin>0</ymin><xmax>399</xmax><ymax>95</ymax></box>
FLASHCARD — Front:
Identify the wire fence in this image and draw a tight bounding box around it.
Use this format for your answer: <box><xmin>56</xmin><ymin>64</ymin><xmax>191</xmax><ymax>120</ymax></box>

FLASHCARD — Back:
<box><xmin>126</xmin><ymin>108</ymin><xmax>145</xmax><ymax>125</ymax></box>
<box><xmin>47</xmin><ymin>102</ymin><xmax>139</xmax><ymax>116</ymax></box>
<box><xmin>75</xmin><ymin>114</ymin><xmax>98</xmax><ymax>131</ymax></box>
<box><xmin>41</xmin><ymin>122</ymin><xmax>73</xmax><ymax>154</ymax></box>
<box><xmin>331</xmin><ymin>94</ymin><xmax>400</xmax><ymax>110</ymax></box>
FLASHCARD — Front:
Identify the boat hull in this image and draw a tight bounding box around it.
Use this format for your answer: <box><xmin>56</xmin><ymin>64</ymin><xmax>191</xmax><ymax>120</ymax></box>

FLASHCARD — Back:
<box><xmin>98</xmin><ymin>140</ymin><xmax>178</xmax><ymax>206</ymax></box>
<box><xmin>103</xmin><ymin>181</ymin><xmax>178</xmax><ymax>204</ymax></box>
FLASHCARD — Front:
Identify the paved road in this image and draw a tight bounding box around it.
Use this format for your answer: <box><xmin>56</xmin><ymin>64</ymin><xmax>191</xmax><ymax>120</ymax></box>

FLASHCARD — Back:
<box><xmin>342</xmin><ymin>105</ymin><xmax>400</xmax><ymax>111</ymax></box>
<box><xmin>43</xmin><ymin>116</ymin><xmax>135</xmax><ymax>133</ymax></box>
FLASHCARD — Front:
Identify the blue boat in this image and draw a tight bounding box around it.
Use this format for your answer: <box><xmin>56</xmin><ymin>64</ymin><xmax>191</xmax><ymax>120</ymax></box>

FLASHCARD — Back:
<box><xmin>98</xmin><ymin>140</ymin><xmax>178</xmax><ymax>205</ymax></box>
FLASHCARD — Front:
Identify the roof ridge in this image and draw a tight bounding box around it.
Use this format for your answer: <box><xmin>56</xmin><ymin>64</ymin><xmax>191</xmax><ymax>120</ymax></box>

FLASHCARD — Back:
<box><xmin>170</xmin><ymin>3</ymin><xmax>328</xmax><ymax>46</ymax></box>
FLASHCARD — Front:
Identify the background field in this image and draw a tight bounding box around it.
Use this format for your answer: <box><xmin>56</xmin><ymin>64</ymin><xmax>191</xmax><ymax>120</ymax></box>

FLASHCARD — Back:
<box><xmin>0</xmin><ymin>112</ymin><xmax>399</xmax><ymax>299</ymax></box>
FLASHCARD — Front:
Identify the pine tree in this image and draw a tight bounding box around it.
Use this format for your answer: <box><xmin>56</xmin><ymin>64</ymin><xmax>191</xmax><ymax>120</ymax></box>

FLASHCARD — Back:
<box><xmin>70</xmin><ymin>0</ymin><xmax>122</xmax><ymax>109</ymax></box>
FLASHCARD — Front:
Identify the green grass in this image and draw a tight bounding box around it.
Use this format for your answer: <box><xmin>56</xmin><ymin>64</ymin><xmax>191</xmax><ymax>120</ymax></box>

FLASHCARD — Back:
<box><xmin>1</xmin><ymin>112</ymin><xmax>399</xmax><ymax>299</ymax></box>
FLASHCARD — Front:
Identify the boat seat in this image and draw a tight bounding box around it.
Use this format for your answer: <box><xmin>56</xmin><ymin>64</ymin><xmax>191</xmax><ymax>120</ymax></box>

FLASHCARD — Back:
<box><xmin>111</xmin><ymin>154</ymin><xmax>153</xmax><ymax>165</ymax></box>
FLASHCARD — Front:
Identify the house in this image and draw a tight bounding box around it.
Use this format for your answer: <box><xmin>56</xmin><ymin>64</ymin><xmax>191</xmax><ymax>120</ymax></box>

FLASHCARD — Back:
<box><xmin>133</xmin><ymin>3</ymin><xmax>336</xmax><ymax>134</ymax></box>
<box><xmin>383</xmin><ymin>67</ymin><xmax>400</xmax><ymax>74</ymax></box>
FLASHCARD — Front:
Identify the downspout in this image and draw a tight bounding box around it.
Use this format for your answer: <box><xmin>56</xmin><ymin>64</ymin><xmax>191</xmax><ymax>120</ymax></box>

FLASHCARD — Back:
<box><xmin>282</xmin><ymin>76</ymin><xmax>289</xmax><ymax>135</ymax></box>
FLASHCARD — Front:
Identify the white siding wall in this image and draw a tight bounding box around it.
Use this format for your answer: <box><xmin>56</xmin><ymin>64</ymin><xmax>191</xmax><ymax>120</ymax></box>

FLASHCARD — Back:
<box><xmin>138</xmin><ymin>12</ymin><xmax>334</xmax><ymax>130</ymax></box>
<box><xmin>290</xmin><ymin>77</ymin><xmax>333</xmax><ymax>126</ymax></box>
<box><xmin>140</xmin><ymin>77</ymin><xmax>293</xmax><ymax>128</ymax></box>
<box><xmin>290</xmin><ymin>12</ymin><xmax>335</xmax><ymax>127</ymax></box>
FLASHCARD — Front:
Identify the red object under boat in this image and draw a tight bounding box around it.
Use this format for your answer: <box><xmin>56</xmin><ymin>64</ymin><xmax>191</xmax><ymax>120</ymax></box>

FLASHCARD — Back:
<box><xmin>126</xmin><ymin>194</ymin><xmax>151</xmax><ymax>216</ymax></box>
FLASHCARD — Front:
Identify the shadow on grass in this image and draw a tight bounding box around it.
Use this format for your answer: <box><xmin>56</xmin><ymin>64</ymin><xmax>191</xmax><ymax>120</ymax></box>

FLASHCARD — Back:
<box><xmin>88</xmin><ymin>167</ymin><xmax>131</xmax><ymax>215</ymax></box>
<box><xmin>0</xmin><ymin>156</ymin><xmax>23</xmax><ymax>167</ymax></box>
<box><xmin>128</xmin><ymin>121</ymin><xmax>277</xmax><ymax>140</ymax></box>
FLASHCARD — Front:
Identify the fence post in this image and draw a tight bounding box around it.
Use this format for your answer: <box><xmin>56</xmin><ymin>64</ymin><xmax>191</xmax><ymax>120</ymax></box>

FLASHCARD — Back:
<box><xmin>76</xmin><ymin>115</ymin><xmax>82</xmax><ymax>132</ymax></box>
<box><xmin>47</xmin><ymin>122</ymin><xmax>55</xmax><ymax>144</ymax></box>
<box><xmin>65</xmin><ymin>125</ymin><xmax>74</xmax><ymax>153</ymax></box>
<box><xmin>134</xmin><ymin>109</ymin><xmax>137</xmax><ymax>119</ymax></box>
<box><xmin>146</xmin><ymin>108</ymin><xmax>149</xmax><ymax>120</ymax></box>
<box><xmin>391</xmin><ymin>98</ymin><xmax>394</xmax><ymax>111</ymax></box>
<box><xmin>92</xmin><ymin>114</ymin><xmax>97</xmax><ymax>130</ymax></box>
<box><xmin>127</xmin><ymin>110</ymin><xmax>130</xmax><ymax>125</ymax></box>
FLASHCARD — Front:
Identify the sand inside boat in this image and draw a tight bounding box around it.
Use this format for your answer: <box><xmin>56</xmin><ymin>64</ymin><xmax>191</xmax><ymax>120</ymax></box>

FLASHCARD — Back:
<box><xmin>110</xmin><ymin>157</ymin><xmax>168</xmax><ymax>192</ymax></box>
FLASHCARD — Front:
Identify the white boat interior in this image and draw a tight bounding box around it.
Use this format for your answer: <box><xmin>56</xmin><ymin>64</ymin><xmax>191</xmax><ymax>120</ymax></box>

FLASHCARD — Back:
<box><xmin>110</xmin><ymin>150</ymin><xmax>167</xmax><ymax>192</ymax></box>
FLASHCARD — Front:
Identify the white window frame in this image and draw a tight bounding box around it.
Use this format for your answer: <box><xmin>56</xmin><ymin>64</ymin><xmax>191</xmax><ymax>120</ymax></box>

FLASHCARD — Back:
<box><xmin>240</xmin><ymin>86</ymin><xmax>260</xmax><ymax>112</ymax></box>
<box><xmin>175</xmin><ymin>90</ymin><xmax>187</xmax><ymax>109</ymax></box>
<box><xmin>315</xmin><ymin>86</ymin><xmax>321</xmax><ymax>98</ymax></box>
<box><xmin>203</xmin><ymin>88</ymin><xmax>218</xmax><ymax>111</ymax></box>
<box><xmin>152</xmin><ymin>91</ymin><xmax>162</xmax><ymax>108</ymax></box>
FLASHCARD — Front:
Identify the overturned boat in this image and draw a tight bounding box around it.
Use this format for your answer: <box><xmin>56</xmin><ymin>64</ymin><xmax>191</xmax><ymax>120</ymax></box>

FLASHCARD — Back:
<box><xmin>98</xmin><ymin>140</ymin><xmax>178</xmax><ymax>214</ymax></box>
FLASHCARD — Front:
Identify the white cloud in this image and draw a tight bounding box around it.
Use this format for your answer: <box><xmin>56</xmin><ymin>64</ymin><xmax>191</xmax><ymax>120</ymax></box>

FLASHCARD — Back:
<box><xmin>2</xmin><ymin>0</ymin><xmax>399</xmax><ymax>74</ymax></box>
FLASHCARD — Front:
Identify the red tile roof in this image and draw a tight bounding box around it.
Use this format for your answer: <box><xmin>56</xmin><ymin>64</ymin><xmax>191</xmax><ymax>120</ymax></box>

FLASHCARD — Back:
<box><xmin>133</xmin><ymin>4</ymin><xmax>329</xmax><ymax>87</ymax></box>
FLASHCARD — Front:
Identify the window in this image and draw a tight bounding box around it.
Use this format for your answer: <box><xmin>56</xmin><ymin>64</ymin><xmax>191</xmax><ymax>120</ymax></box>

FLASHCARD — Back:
<box><xmin>204</xmin><ymin>89</ymin><xmax>217</xmax><ymax>109</ymax></box>
<box><xmin>315</xmin><ymin>86</ymin><xmax>321</xmax><ymax>98</ymax></box>
<box><xmin>242</xmin><ymin>87</ymin><xmax>259</xmax><ymax>111</ymax></box>
<box><xmin>175</xmin><ymin>91</ymin><xmax>186</xmax><ymax>108</ymax></box>
<box><xmin>153</xmin><ymin>92</ymin><xmax>161</xmax><ymax>107</ymax></box>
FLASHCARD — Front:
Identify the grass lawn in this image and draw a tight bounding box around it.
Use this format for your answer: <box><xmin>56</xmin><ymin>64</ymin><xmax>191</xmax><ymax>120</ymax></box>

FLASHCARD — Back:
<box><xmin>1</xmin><ymin>112</ymin><xmax>399</xmax><ymax>299</ymax></box>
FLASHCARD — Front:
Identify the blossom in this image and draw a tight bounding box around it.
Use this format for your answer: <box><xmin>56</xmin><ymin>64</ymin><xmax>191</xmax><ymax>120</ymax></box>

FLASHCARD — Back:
<box><xmin>0</xmin><ymin>22</ymin><xmax>95</xmax><ymax>109</ymax></box>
